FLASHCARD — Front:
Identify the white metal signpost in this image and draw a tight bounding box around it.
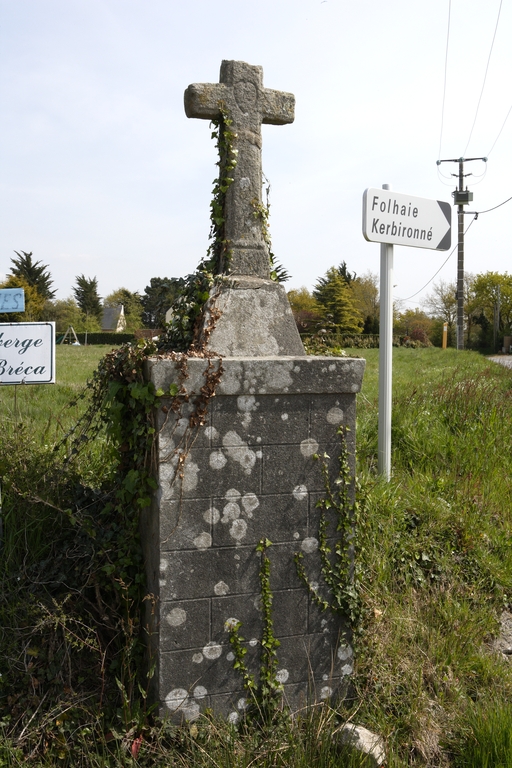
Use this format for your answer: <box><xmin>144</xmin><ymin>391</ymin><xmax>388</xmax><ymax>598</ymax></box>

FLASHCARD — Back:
<box><xmin>362</xmin><ymin>186</ymin><xmax>451</xmax><ymax>480</ymax></box>
<box><xmin>0</xmin><ymin>322</ymin><xmax>56</xmax><ymax>385</ymax></box>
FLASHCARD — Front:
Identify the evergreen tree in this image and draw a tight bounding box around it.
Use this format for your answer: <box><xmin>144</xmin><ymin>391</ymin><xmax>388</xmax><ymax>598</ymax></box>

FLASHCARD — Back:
<box><xmin>141</xmin><ymin>277</ymin><xmax>183</xmax><ymax>328</ymax></box>
<box><xmin>10</xmin><ymin>251</ymin><xmax>55</xmax><ymax>300</ymax></box>
<box><xmin>337</xmin><ymin>260</ymin><xmax>357</xmax><ymax>285</ymax></box>
<box><xmin>362</xmin><ymin>314</ymin><xmax>380</xmax><ymax>334</ymax></box>
<box><xmin>313</xmin><ymin>266</ymin><xmax>363</xmax><ymax>333</ymax></box>
<box><xmin>73</xmin><ymin>275</ymin><xmax>102</xmax><ymax>318</ymax></box>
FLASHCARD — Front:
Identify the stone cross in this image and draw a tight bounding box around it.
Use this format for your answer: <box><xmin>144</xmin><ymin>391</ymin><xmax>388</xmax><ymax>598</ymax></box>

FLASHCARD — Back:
<box><xmin>184</xmin><ymin>60</ymin><xmax>295</xmax><ymax>279</ymax></box>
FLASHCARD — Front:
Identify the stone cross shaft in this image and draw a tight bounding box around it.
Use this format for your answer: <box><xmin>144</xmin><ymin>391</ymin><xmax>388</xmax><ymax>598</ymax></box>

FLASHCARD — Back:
<box><xmin>184</xmin><ymin>60</ymin><xmax>295</xmax><ymax>279</ymax></box>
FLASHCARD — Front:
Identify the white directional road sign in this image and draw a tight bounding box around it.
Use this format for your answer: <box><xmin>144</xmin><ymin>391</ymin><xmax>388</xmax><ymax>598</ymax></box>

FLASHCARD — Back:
<box><xmin>363</xmin><ymin>188</ymin><xmax>451</xmax><ymax>250</ymax></box>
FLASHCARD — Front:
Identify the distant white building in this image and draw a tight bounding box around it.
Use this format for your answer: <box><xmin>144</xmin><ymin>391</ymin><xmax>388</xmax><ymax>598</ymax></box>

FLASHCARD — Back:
<box><xmin>102</xmin><ymin>304</ymin><xmax>126</xmax><ymax>332</ymax></box>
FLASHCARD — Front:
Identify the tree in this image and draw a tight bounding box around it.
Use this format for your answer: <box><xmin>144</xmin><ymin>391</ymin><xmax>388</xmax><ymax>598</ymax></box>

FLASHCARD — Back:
<box><xmin>471</xmin><ymin>271</ymin><xmax>512</xmax><ymax>350</ymax></box>
<box><xmin>313</xmin><ymin>266</ymin><xmax>363</xmax><ymax>333</ymax></box>
<box><xmin>424</xmin><ymin>278</ymin><xmax>457</xmax><ymax>346</ymax></box>
<box><xmin>461</xmin><ymin>273</ymin><xmax>482</xmax><ymax>348</ymax></box>
<box><xmin>287</xmin><ymin>287</ymin><xmax>324</xmax><ymax>332</ymax></box>
<box><xmin>0</xmin><ymin>275</ymin><xmax>46</xmax><ymax>321</ymax></box>
<box><xmin>43</xmin><ymin>297</ymin><xmax>101</xmax><ymax>333</ymax></box>
<box><xmin>73</xmin><ymin>275</ymin><xmax>102</xmax><ymax>319</ymax></box>
<box><xmin>424</xmin><ymin>274</ymin><xmax>481</xmax><ymax>347</ymax></box>
<box><xmin>141</xmin><ymin>277</ymin><xmax>183</xmax><ymax>328</ymax></box>
<box><xmin>10</xmin><ymin>251</ymin><xmax>55</xmax><ymax>300</ymax></box>
<box><xmin>351</xmin><ymin>271</ymin><xmax>379</xmax><ymax>334</ymax></box>
<box><xmin>104</xmin><ymin>288</ymin><xmax>143</xmax><ymax>332</ymax></box>
<box><xmin>394</xmin><ymin>307</ymin><xmax>433</xmax><ymax>343</ymax></box>
<box><xmin>337</xmin><ymin>260</ymin><xmax>357</xmax><ymax>285</ymax></box>
<box><xmin>471</xmin><ymin>272</ymin><xmax>512</xmax><ymax>329</ymax></box>
<box><xmin>424</xmin><ymin>279</ymin><xmax>456</xmax><ymax>324</ymax></box>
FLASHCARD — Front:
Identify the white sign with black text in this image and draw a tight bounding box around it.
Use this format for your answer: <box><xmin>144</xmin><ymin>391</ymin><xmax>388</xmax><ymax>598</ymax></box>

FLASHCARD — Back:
<box><xmin>0</xmin><ymin>322</ymin><xmax>56</xmax><ymax>385</ymax></box>
<box><xmin>363</xmin><ymin>188</ymin><xmax>451</xmax><ymax>250</ymax></box>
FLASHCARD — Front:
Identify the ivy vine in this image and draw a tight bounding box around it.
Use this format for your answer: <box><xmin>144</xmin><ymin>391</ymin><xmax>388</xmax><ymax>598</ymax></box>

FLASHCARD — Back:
<box><xmin>158</xmin><ymin>103</ymin><xmax>290</xmax><ymax>354</ymax></box>
<box><xmin>252</xmin><ymin>178</ymin><xmax>291</xmax><ymax>284</ymax></box>
<box><xmin>294</xmin><ymin>426</ymin><xmax>361</xmax><ymax>628</ymax></box>
<box><xmin>1</xmin><ymin>87</ymin><xmax>312</xmax><ymax>751</ymax></box>
<box><xmin>58</xmin><ymin>340</ymin><xmax>225</xmax><ymax>706</ymax></box>
<box><xmin>47</xmin><ymin>100</ymin><xmax>283</xmax><ymax>707</ymax></box>
<box><xmin>157</xmin><ymin>103</ymin><xmax>237</xmax><ymax>353</ymax></box>
<box><xmin>227</xmin><ymin>538</ymin><xmax>285</xmax><ymax>724</ymax></box>
<box><xmin>226</xmin><ymin>431</ymin><xmax>361</xmax><ymax>725</ymax></box>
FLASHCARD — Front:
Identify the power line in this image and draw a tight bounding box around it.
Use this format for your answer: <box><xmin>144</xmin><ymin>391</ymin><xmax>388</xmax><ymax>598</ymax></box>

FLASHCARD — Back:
<box><xmin>397</xmin><ymin>216</ymin><xmax>477</xmax><ymax>302</ymax></box>
<box><xmin>487</xmin><ymin>103</ymin><xmax>512</xmax><ymax>156</ymax></box>
<box><xmin>438</xmin><ymin>159</ymin><xmax>488</xmax><ymax>189</ymax></box>
<box><xmin>437</xmin><ymin>0</ymin><xmax>452</xmax><ymax>161</ymax></box>
<box><xmin>463</xmin><ymin>0</ymin><xmax>503</xmax><ymax>156</ymax></box>
<box><xmin>466</xmin><ymin>164</ymin><xmax>488</xmax><ymax>188</ymax></box>
<box><xmin>470</xmin><ymin>194</ymin><xmax>512</xmax><ymax>215</ymax></box>
<box><xmin>398</xmin><ymin>193</ymin><xmax>512</xmax><ymax>303</ymax></box>
<box><xmin>437</xmin><ymin>165</ymin><xmax>455</xmax><ymax>185</ymax></box>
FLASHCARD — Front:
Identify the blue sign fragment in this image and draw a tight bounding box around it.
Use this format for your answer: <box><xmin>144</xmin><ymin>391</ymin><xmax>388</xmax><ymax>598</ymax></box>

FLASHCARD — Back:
<box><xmin>0</xmin><ymin>288</ymin><xmax>25</xmax><ymax>313</ymax></box>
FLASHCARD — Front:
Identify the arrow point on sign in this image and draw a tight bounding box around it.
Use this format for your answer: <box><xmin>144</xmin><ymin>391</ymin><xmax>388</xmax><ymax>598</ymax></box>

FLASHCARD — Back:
<box><xmin>437</xmin><ymin>228</ymin><xmax>451</xmax><ymax>251</ymax></box>
<box><xmin>438</xmin><ymin>200</ymin><xmax>451</xmax><ymax>225</ymax></box>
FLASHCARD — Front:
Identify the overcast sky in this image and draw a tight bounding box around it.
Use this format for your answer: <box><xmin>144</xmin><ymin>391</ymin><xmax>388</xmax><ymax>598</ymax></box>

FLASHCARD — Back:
<box><xmin>1</xmin><ymin>0</ymin><xmax>510</xmax><ymax>308</ymax></box>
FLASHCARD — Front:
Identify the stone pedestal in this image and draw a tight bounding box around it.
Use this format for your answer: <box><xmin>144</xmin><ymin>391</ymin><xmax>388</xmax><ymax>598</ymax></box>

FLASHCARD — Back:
<box><xmin>199</xmin><ymin>278</ymin><xmax>306</xmax><ymax>357</ymax></box>
<box><xmin>142</xmin><ymin>355</ymin><xmax>365</xmax><ymax>721</ymax></box>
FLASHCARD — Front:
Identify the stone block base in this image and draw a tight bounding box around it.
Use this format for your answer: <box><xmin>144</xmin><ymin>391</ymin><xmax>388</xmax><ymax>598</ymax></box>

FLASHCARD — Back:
<box><xmin>142</xmin><ymin>355</ymin><xmax>365</xmax><ymax>722</ymax></box>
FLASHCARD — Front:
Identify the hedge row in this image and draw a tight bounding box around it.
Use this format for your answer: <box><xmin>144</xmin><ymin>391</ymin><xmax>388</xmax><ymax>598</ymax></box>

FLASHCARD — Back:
<box><xmin>56</xmin><ymin>332</ymin><xmax>136</xmax><ymax>345</ymax></box>
<box><xmin>299</xmin><ymin>332</ymin><xmax>423</xmax><ymax>349</ymax></box>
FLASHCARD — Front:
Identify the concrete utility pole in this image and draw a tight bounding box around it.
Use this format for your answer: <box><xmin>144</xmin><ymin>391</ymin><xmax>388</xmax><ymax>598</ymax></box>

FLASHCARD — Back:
<box><xmin>436</xmin><ymin>156</ymin><xmax>487</xmax><ymax>350</ymax></box>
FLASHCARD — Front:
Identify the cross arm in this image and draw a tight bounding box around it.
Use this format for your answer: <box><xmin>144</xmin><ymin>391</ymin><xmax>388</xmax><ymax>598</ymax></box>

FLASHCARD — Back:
<box><xmin>184</xmin><ymin>83</ymin><xmax>229</xmax><ymax>120</ymax></box>
<box><xmin>261</xmin><ymin>89</ymin><xmax>295</xmax><ymax>125</ymax></box>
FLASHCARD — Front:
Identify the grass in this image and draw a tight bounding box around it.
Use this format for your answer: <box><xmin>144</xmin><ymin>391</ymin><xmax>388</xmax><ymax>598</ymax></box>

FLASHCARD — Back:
<box><xmin>0</xmin><ymin>708</ymin><xmax>377</xmax><ymax>767</ymax></box>
<box><xmin>0</xmin><ymin>345</ymin><xmax>112</xmax><ymax>442</ymax></box>
<box><xmin>451</xmin><ymin>700</ymin><xmax>512</xmax><ymax>767</ymax></box>
<box><xmin>343</xmin><ymin>347</ymin><xmax>512</xmax><ymax>766</ymax></box>
<box><xmin>1</xmin><ymin>343</ymin><xmax>512</xmax><ymax>766</ymax></box>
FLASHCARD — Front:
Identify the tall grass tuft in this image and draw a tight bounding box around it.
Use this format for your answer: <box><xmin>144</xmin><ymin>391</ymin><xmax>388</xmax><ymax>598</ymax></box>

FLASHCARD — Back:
<box><xmin>451</xmin><ymin>700</ymin><xmax>512</xmax><ymax>767</ymax></box>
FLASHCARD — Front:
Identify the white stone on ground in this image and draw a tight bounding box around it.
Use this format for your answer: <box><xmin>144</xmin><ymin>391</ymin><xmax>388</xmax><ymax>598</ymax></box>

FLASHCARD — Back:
<box><xmin>337</xmin><ymin>723</ymin><xmax>386</xmax><ymax>767</ymax></box>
